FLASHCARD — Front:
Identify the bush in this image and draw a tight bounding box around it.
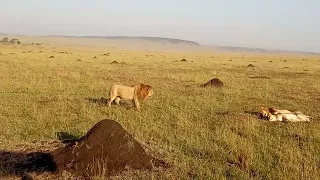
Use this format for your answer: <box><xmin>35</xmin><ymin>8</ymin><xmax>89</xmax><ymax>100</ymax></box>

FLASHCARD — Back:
<box><xmin>1</xmin><ymin>37</ymin><xmax>9</xmax><ymax>43</ymax></box>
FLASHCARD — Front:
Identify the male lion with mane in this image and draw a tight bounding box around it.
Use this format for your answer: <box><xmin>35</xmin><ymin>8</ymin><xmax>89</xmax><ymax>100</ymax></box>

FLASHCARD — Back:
<box><xmin>108</xmin><ymin>83</ymin><xmax>153</xmax><ymax>111</ymax></box>
<box><xmin>257</xmin><ymin>107</ymin><xmax>311</xmax><ymax>122</ymax></box>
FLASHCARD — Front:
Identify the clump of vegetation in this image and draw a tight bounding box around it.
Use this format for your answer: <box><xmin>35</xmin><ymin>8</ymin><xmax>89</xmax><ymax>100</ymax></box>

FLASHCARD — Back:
<box><xmin>1</xmin><ymin>37</ymin><xmax>21</xmax><ymax>44</ymax></box>
<box><xmin>9</xmin><ymin>38</ymin><xmax>19</xmax><ymax>44</ymax></box>
<box><xmin>1</xmin><ymin>37</ymin><xmax>9</xmax><ymax>43</ymax></box>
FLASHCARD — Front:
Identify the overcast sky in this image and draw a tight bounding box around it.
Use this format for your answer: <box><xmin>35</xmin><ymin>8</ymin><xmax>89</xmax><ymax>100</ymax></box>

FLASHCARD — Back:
<box><xmin>1</xmin><ymin>0</ymin><xmax>319</xmax><ymax>52</ymax></box>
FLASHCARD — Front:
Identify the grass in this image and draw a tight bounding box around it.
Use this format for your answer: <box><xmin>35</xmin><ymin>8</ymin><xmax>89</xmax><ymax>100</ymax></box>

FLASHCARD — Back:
<box><xmin>0</xmin><ymin>42</ymin><xmax>320</xmax><ymax>179</ymax></box>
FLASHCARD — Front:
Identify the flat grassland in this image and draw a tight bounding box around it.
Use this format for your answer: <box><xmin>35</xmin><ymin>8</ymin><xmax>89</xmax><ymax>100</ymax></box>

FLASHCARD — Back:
<box><xmin>0</xmin><ymin>41</ymin><xmax>319</xmax><ymax>179</ymax></box>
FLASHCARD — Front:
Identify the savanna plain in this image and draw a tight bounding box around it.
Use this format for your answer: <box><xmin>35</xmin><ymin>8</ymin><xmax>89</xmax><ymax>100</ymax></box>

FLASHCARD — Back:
<box><xmin>0</xmin><ymin>39</ymin><xmax>320</xmax><ymax>180</ymax></box>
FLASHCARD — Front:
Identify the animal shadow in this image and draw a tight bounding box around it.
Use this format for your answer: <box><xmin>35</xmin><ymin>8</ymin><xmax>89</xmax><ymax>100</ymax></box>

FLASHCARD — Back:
<box><xmin>244</xmin><ymin>111</ymin><xmax>258</xmax><ymax>116</ymax></box>
<box><xmin>85</xmin><ymin>97</ymin><xmax>134</xmax><ymax>108</ymax></box>
<box><xmin>85</xmin><ymin>97</ymin><xmax>109</xmax><ymax>105</ymax></box>
<box><xmin>55</xmin><ymin>132</ymin><xmax>80</xmax><ymax>144</ymax></box>
<box><xmin>0</xmin><ymin>150</ymin><xmax>56</xmax><ymax>179</ymax></box>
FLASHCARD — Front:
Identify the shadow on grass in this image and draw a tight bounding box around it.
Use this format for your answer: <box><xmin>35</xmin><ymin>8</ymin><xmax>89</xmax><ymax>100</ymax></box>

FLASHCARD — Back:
<box><xmin>244</xmin><ymin>111</ymin><xmax>258</xmax><ymax>116</ymax></box>
<box><xmin>0</xmin><ymin>150</ymin><xmax>56</xmax><ymax>179</ymax></box>
<box><xmin>85</xmin><ymin>97</ymin><xmax>109</xmax><ymax>105</ymax></box>
<box><xmin>85</xmin><ymin>97</ymin><xmax>134</xmax><ymax>108</ymax></box>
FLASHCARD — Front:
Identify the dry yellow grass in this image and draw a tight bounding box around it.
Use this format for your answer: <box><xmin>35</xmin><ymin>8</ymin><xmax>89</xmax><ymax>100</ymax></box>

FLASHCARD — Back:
<box><xmin>0</xmin><ymin>39</ymin><xmax>319</xmax><ymax>179</ymax></box>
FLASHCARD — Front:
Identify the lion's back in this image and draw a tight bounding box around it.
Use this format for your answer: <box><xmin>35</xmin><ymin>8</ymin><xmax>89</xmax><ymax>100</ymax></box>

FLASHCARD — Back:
<box><xmin>110</xmin><ymin>85</ymin><xmax>135</xmax><ymax>99</ymax></box>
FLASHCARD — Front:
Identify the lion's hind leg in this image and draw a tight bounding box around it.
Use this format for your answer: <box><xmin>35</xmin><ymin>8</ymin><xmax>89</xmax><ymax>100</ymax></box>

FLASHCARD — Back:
<box><xmin>108</xmin><ymin>95</ymin><xmax>117</xmax><ymax>107</ymax></box>
<box><xmin>115</xmin><ymin>97</ymin><xmax>121</xmax><ymax>105</ymax></box>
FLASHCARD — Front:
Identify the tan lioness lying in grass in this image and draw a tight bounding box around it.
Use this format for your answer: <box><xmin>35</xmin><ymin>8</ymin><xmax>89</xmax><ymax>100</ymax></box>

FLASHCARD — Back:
<box><xmin>257</xmin><ymin>107</ymin><xmax>311</xmax><ymax>122</ymax></box>
<box><xmin>108</xmin><ymin>83</ymin><xmax>153</xmax><ymax>111</ymax></box>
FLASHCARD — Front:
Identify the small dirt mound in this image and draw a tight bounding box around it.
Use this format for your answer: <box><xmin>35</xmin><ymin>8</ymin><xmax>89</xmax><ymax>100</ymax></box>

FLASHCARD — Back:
<box><xmin>181</xmin><ymin>59</ymin><xmax>187</xmax><ymax>62</ymax></box>
<box><xmin>110</xmin><ymin>60</ymin><xmax>119</xmax><ymax>64</ymax></box>
<box><xmin>269</xmin><ymin>61</ymin><xmax>273</xmax><ymax>63</ymax></box>
<box><xmin>93</xmin><ymin>56</ymin><xmax>97</xmax><ymax>59</ymax></box>
<box><xmin>51</xmin><ymin>119</ymin><xmax>167</xmax><ymax>178</ymax></box>
<box><xmin>284</xmin><ymin>60</ymin><xmax>287</xmax><ymax>62</ymax></box>
<box><xmin>201</xmin><ymin>78</ymin><xmax>224</xmax><ymax>88</ymax></box>
<box><xmin>49</xmin><ymin>56</ymin><xmax>55</xmax><ymax>58</ymax></box>
<box><xmin>247</xmin><ymin>64</ymin><xmax>255</xmax><ymax>67</ymax></box>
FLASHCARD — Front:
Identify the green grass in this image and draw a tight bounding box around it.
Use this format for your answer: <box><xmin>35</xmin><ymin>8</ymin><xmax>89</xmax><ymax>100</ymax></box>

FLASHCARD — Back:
<box><xmin>0</xmin><ymin>43</ymin><xmax>320</xmax><ymax>179</ymax></box>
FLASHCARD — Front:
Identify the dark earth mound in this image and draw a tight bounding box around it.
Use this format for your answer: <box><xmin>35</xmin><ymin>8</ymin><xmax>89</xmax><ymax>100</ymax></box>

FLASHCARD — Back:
<box><xmin>0</xmin><ymin>119</ymin><xmax>167</xmax><ymax>179</ymax></box>
<box><xmin>247</xmin><ymin>64</ymin><xmax>255</xmax><ymax>67</ymax></box>
<box><xmin>51</xmin><ymin>119</ymin><xmax>166</xmax><ymax>177</ymax></box>
<box><xmin>110</xmin><ymin>60</ymin><xmax>119</xmax><ymax>64</ymax></box>
<box><xmin>201</xmin><ymin>78</ymin><xmax>224</xmax><ymax>88</ymax></box>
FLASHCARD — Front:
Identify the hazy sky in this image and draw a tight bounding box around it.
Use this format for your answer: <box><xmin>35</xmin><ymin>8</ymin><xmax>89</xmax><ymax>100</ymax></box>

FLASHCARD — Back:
<box><xmin>1</xmin><ymin>0</ymin><xmax>319</xmax><ymax>52</ymax></box>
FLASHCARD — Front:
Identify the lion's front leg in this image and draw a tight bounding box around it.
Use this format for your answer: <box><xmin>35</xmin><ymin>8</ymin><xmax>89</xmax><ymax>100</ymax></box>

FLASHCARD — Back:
<box><xmin>133</xmin><ymin>96</ymin><xmax>140</xmax><ymax>111</ymax></box>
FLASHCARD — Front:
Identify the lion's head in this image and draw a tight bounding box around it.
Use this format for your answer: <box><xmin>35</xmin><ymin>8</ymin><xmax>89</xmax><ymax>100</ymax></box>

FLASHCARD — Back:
<box><xmin>137</xmin><ymin>83</ymin><xmax>153</xmax><ymax>101</ymax></box>
<box><xmin>257</xmin><ymin>107</ymin><xmax>270</xmax><ymax>120</ymax></box>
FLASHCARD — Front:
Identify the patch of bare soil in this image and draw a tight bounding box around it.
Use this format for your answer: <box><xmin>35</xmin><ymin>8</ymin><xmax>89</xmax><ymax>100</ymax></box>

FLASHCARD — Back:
<box><xmin>200</xmin><ymin>78</ymin><xmax>224</xmax><ymax>88</ymax></box>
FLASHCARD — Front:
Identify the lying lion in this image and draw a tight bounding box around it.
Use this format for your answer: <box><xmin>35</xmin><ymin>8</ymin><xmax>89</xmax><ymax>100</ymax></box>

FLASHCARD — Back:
<box><xmin>108</xmin><ymin>83</ymin><xmax>153</xmax><ymax>111</ymax></box>
<box><xmin>257</xmin><ymin>107</ymin><xmax>311</xmax><ymax>122</ymax></box>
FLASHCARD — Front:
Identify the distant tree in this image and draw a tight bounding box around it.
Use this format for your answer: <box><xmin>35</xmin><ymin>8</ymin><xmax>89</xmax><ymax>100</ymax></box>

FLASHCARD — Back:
<box><xmin>9</xmin><ymin>38</ymin><xmax>19</xmax><ymax>44</ymax></box>
<box><xmin>17</xmin><ymin>41</ymin><xmax>21</xmax><ymax>44</ymax></box>
<box><xmin>1</xmin><ymin>37</ymin><xmax>9</xmax><ymax>43</ymax></box>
